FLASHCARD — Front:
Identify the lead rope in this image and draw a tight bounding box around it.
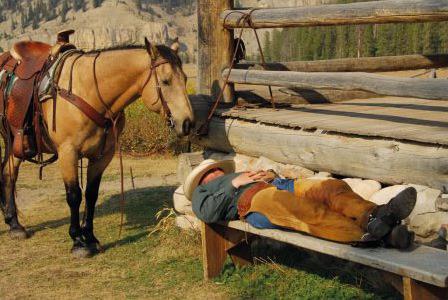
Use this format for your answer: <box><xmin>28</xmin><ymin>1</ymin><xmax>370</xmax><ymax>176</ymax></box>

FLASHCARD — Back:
<box><xmin>196</xmin><ymin>8</ymin><xmax>276</xmax><ymax>136</ymax></box>
<box><xmin>92</xmin><ymin>52</ymin><xmax>126</xmax><ymax>238</ymax></box>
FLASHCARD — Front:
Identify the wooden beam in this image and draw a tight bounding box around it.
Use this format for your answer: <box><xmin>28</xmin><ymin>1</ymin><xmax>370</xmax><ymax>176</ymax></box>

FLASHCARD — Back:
<box><xmin>192</xmin><ymin>118</ymin><xmax>448</xmax><ymax>192</ymax></box>
<box><xmin>201</xmin><ymin>222</ymin><xmax>253</xmax><ymax>279</ymax></box>
<box><xmin>403</xmin><ymin>277</ymin><xmax>448</xmax><ymax>300</ymax></box>
<box><xmin>201</xmin><ymin>222</ymin><xmax>228</xmax><ymax>279</ymax></box>
<box><xmin>223</xmin><ymin>221</ymin><xmax>448</xmax><ymax>288</ymax></box>
<box><xmin>198</xmin><ymin>0</ymin><xmax>234</xmax><ymax>103</ymax></box>
<box><xmin>237</xmin><ymin>54</ymin><xmax>448</xmax><ymax>73</ymax></box>
<box><xmin>224</xmin><ymin>69</ymin><xmax>448</xmax><ymax>100</ymax></box>
<box><xmin>222</xmin><ymin>0</ymin><xmax>448</xmax><ymax>29</ymax></box>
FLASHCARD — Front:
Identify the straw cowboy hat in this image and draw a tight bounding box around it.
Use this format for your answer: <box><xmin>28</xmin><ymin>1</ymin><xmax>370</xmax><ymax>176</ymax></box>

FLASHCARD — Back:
<box><xmin>183</xmin><ymin>159</ymin><xmax>235</xmax><ymax>201</ymax></box>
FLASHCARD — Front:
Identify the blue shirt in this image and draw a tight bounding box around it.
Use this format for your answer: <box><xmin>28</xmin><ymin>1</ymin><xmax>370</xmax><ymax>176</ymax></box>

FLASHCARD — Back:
<box><xmin>271</xmin><ymin>178</ymin><xmax>295</xmax><ymax>193</ymax></box>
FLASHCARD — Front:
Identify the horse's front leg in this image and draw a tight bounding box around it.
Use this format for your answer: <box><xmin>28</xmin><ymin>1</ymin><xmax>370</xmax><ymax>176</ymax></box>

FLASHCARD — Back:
<box><xmin>1</xmin><ymin>153</ymin><xmax>27</xmax><ymax>239</ymax></box>
<box><xmin>59</xmin><ymin>146</ymin><xmax>90</xmax><ymax>258</ymax></box>
<box><xmin>81</xmin><ymin>147</ymin><xmax>115</xmax><ymax>253</ymax></box>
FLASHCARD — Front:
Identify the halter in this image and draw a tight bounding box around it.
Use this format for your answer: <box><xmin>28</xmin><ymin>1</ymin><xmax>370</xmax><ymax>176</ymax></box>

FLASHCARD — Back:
<box><xmin>141</xmin><ymin>58</ymin><xmax>174</xmax><ymax>128</ymax></box>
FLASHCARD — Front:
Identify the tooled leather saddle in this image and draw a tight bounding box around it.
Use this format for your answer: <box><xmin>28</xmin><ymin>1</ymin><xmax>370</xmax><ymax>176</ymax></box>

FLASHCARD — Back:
<box><xmin>0</xmin><ymin>30</ymin><xmax>76</xmax><ymax>161</ymax></box>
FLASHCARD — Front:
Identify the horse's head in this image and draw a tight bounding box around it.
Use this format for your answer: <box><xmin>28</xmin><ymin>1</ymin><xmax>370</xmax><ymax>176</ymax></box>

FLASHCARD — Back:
<box><xmin>139</xmin><ymin>38</ymin><xmax>195</xmax><ymax>137</ymax></box>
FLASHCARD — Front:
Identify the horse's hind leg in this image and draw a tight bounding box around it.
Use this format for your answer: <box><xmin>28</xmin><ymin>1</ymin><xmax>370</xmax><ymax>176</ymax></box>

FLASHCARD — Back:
<box><xmin>1</xmin><ymin>153</ymin><xmax>27</xmax><ymax>239</ymax></box>
<box><xmin>58</xmin><ymin>146</ymin><xmax>90</xmax><ymax>258</ymax></box>
<box><xmin>82</xmin><ymin>148</ymin><xmax>114</xmax><ymax>253</ymax></box>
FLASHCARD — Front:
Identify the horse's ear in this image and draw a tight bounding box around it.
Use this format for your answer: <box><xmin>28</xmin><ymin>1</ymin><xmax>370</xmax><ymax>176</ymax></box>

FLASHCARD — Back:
<box><xmin>144</xmin><ymin>37</ymin><xmax>159</xmax><ymax>59</ymax></box>
<box><xmin>171</xmin><ymin>37</ymin><xmax>180</xmax><ymax>54</ymax></box>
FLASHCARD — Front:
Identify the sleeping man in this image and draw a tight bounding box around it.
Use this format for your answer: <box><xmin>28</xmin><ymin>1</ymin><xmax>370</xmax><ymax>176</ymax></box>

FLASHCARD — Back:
<box><xmin>184</xmin><ymin>159</ymin><xmax>417</xmax><ymax>249</ymax></box>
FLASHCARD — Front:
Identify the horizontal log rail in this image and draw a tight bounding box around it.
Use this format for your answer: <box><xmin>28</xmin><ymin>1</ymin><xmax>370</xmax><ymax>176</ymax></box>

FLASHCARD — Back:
<box><xmin>223</xmin><ymin>69</ymin><xmax>448</xmax><ymax>100</ymax></box>
<box><xmin>237</xmin><ymin>54</ymin><xmax>448</xmax><ymax>73</ymax></box>
<box><xmin>222</xmin><ymin>0</ymin><xmax>448</xmax><ymax>28</ymax></box>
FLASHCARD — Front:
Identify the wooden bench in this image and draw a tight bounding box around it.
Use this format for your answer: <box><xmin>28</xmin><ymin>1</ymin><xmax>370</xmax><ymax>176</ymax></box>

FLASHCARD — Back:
<box><xmin>201</xmin><ymin>220</ymin><xmax>448</xmax><ymax>300</ymax></box>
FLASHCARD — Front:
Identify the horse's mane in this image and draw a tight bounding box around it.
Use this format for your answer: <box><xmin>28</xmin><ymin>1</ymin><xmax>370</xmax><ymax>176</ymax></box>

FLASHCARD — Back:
<box><xmin>84</xmin><ymin>44</ymin><xmax>182</xmax><ymax>68</ymax></box>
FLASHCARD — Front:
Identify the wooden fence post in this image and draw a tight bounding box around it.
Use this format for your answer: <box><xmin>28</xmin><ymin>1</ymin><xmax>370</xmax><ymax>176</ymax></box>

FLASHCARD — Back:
<box><xmin>197</xmin><ymin>0</ymin><xmax>235</xmax><ymax>103</ymax></box>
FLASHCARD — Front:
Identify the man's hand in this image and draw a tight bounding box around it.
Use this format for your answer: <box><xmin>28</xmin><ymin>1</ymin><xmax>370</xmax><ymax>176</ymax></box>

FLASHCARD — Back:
<box><xmin>231</xmin><ymin>171</ymin><xmax>271</xmax><ymax>188</ymax></box>
<box><xmin>257</xmin><ymin>170</ymin><xmax>277</xmax><ymax>182</ymax></box>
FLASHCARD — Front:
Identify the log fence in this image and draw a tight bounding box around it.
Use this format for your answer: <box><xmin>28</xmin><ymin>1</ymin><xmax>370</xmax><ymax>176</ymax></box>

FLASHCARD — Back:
<box><xmin>195</xmin><ymin>1</ymin><xmax>448</xmax><ymax>298</ymax></box>
<box><xmin>198</xmin><ymin>0</ymin><xmax>448</xmax><ymax>102</ymax></box>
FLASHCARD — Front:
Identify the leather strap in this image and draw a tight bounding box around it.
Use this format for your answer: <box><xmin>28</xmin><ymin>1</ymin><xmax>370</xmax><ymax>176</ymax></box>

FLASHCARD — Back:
<box><xmin>237</xmin><ymin>181</ymin><xmax>272</xmax><ymax>218</ymax></box>
<box><xmin>59</xmin><ymin>88</ymin><xmax>112</xmax><ymax>128</ymax></box>
<box><xmin>141</xmin><ymin>58</ymin><xmax>173</xmax><ymax>127</ymax></box>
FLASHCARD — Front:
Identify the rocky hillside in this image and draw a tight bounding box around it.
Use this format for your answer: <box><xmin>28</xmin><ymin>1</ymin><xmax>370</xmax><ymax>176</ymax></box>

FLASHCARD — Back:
<box><xmin>0</xmin><ymin>0</ymin><xmax>197</xmax><ymax>62</ymax></box>
<box><xmin>238</xmin><ymin>0</ymin><xmax>337</xmax><ymax>7</ymax></box>
<box><xmin>0</xmin><ymin>0</ymin><xmax>337</xmax><ymax>60</ymax></box>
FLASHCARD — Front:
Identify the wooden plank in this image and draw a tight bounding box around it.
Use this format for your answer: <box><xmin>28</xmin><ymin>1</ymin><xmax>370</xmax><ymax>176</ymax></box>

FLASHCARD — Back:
<box><xmin>237</xmin><ymin>54</ymin><xmax>448</xmax><ymax>73</ymax></box>
<box><xmin>403</xmin><ymin>277</ymin><xmax>448</xmax><ymax>299</ymax></box>
<box><xmin>224</xmin><ymin>221</ymin><xmax>448</xmax><ymax>287</ymax></box>
<box><xmin>217</xmin><ymin>98</ymin><xmax>448</xmax><ymax>145</ymax></box>
<box><xmin>198</xmin><ymin>0</ymin><xmax>234</xmax><ymax>102</ymax></box>
<box><xmin>191</xmin><ymin>118</ymin><xmax>448</xmax><ymax>192</ymax></box>
<box><xmin>224</xmin><ymin>69</ymin><xmax>448</xmax><ymax>101</ymax></box>
<box><xmin>201</xmin><ymin>222</ymin><xmax>253</xmax><ymax>279</ymax></box>
<box><xmin>201</xmin><ymin>222</ymin><xmax>228</xmax><ymax>279</ymax></box>
<box><xmin>222</xmin><ymin>0</ymin><xmax>448</xmax><ymax>29</ymax></box>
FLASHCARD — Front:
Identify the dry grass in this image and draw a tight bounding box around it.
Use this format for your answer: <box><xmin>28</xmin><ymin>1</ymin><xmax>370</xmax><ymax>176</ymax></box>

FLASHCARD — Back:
<box><xmin>0</xmin><ymin>156</ymin><xmax>224</xmax><ymax>299</ymax></box>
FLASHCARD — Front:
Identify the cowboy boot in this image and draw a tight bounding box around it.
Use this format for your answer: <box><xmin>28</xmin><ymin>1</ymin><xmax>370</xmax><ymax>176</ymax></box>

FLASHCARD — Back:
<box><xmin>366</xmin><ymin>187</ymin><xmax>417</xmax><ymax>240</ymax></box>
<box><xmin>383</xmin><ymin>225</ymin><xmax>415</xmax><ymax>249</ymax></box>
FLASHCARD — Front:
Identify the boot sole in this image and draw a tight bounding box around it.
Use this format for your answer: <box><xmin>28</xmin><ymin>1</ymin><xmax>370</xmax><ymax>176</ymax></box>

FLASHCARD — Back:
<box><xmin>387</xmin><ymin>187</ymin><xmax>417</xmax><ymax>221</ymax></box>
<box><xmin>386</xmin><ymin>225</ymin><xmax>415</xmax><ymax>249</ymax></box>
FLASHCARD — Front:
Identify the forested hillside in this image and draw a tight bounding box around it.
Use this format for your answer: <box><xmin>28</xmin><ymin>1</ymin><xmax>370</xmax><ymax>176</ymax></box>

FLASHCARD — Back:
<box><xmin>261</xmin><ymin>22</ymin><xmax>448</xmax><ymax>62</ymax></box>
<box><xmin>260</xmin><ymin>0</ymin><xmax>448</xmax><ymax>61</ymax></box>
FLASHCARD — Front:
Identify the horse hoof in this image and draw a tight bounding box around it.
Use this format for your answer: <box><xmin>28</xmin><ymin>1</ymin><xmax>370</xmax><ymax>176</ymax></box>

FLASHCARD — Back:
<box><xmin>88</xmin><ymin>242</ymin><xmax>104</xmax><ymax>254</ymax></box>
<box><xmin>71</xmin><ymin>246</ymin><xmax>93</xmax><ymax>259</ymax></box>
<box><xmin>9</xmin><ymin>228</ymin><xmax>29</xmax><ymax>240</ymax></box>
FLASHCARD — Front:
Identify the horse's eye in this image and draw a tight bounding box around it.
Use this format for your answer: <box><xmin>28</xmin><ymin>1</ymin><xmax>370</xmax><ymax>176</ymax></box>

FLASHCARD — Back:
<box><xmin>162</xmin><ymin>79</ymin><xmax>170</xmax><ymax>86</ymax></box>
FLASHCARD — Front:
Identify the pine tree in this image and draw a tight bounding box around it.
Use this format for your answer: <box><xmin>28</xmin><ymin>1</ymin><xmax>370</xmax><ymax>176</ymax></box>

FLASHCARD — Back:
<box><xmin>263</xmin><ymin>31</ymin><xmax>272</xmax><ymax>61</ymax></box>
<box><xmin>61</xmin><ymin>0</ymin><xmax>69</xmax><ymax>23</ymax></box>
<box><xmin>73</xmin><ymin>0</ymin><xmax>86</xmax><ymax>11</ymax></box>
<box><xmin>93</xmin><ymin>0</ymin><xmax>103</xmax><ymax>8</ymax></box>
<box><xmin>362</xmin><ymin>25</ymin><xmax>377</xmax><ymax>57</ymax></box>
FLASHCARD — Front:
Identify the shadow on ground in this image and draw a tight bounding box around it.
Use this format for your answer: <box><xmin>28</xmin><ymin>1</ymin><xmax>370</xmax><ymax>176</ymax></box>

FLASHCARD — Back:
<box><xmin>1</xmin><ymin>186</ymin><xmax>177</xmax><ymax>248</ymax></box>
<box><xmin>220</xmin><ymin>237</ymin><xmax>401</xmax><ymax>299</ymax></box>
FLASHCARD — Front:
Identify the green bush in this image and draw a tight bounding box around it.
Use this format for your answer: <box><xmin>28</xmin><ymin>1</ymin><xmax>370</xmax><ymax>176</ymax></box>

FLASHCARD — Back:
<box><xmin>120</xmin><ymin>101</ymin><xmax>178</xmax><ymax>155</ymax></box>
<box><xmin>120</xmin><ymin>80</ymin><xmax>197</xmax><ymax>155</ymax></box>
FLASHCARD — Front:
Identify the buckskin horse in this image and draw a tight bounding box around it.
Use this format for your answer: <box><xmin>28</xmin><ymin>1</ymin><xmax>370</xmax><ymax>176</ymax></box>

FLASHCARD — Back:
<box><xmin>0</xmin><ymin>33</ymin><xmax>194</xmax><ymax>258</ymax></box>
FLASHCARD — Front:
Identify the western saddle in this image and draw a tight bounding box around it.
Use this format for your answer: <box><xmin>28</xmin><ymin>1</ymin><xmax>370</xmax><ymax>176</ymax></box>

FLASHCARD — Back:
<box><xmin>0</xmin><ymin>30</ymin><xmax>77</xmax><ymax>162</ymax></box>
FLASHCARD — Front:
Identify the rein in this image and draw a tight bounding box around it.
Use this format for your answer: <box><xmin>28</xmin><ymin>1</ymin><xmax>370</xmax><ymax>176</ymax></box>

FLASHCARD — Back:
<box><xmin>142</xmin><ymin>58</ymin><xmax>174</xmax><ymax>128</ymax></box>
<box><xmin>197</xmin><ymin>8</ymin><xmax>276</xmax><ymax>136</ymax></box>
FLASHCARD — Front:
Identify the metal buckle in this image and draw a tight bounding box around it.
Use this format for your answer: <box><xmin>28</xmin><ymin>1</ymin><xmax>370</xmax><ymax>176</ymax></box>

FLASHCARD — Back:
<box><xmin>168</xmin><ymin>117</ymin><xmax>175</xmax><ymax>129</ymax></box>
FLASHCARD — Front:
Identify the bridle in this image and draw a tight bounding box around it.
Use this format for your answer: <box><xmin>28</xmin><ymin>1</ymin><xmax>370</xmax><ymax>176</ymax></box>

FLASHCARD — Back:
<box><xmin>141</xmin><ymin>57</ymin><xmax>174</xmax><ymax>128</ymax></box>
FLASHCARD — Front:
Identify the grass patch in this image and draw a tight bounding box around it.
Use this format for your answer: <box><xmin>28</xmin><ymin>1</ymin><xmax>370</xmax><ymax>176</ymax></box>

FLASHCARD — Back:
<box><xmin>216</xmin><ymin>240</ymin><xmax>399</xmax><ymax>300</ymax></box>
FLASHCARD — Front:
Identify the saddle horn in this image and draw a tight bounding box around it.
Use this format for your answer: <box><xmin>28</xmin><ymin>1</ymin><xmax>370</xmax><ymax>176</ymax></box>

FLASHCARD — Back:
<box><xmin>57</xmin><ymin>29</ymin><xmax>75</xmax><ymax>44</ymax></box>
